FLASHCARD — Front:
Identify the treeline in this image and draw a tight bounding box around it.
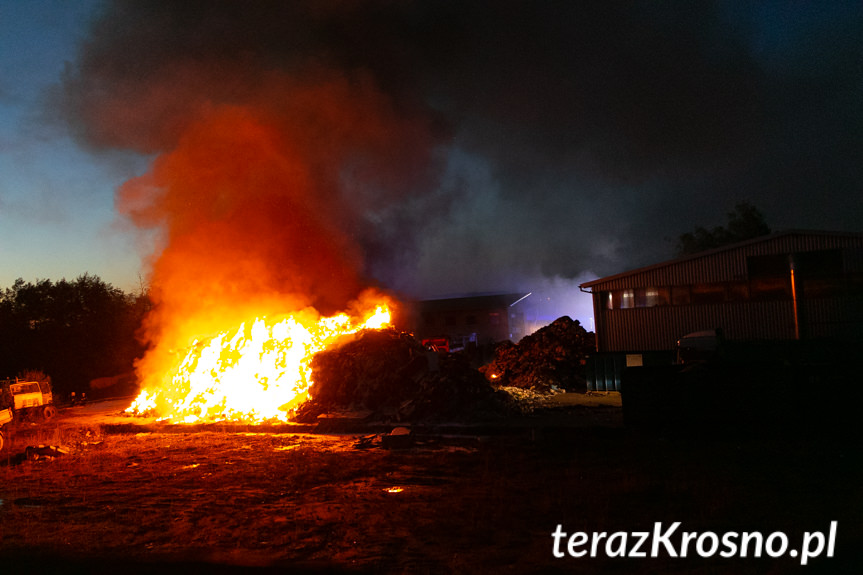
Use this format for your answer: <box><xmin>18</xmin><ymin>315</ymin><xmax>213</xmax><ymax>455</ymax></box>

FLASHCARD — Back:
<box><xmin>675</xmin><ymin>201</ymin><xmax>771</xmax><ymax>256</ymax></box>
<box><xmin>0</xmin><ymin>274</ymin><xmax>150</xmax><ymax>397</ymax></box>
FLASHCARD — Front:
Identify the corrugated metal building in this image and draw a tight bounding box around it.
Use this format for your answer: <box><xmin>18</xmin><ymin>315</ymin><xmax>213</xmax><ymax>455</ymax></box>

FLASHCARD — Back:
<box><xmin>582</xmin><ymin>230</ymin><xmax>863</xmax><ymax>352</ymax></box>
<box><xmin>580</xmin><ymin>230</ymin><xmax>863</xmax><ymax>389</ymax></box>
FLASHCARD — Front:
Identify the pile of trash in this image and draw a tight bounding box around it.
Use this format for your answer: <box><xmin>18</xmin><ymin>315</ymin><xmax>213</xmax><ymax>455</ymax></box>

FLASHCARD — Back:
<box><xmin>479</xmin><ymin>316</ymin><xmax>594</xmax><ymax>392</ymax></box>
<box><xmin>406</xmin><ymin>351</ymin><xmax>503</xmax><ymax>421</ymax></box>
<box><xmin>294</xmin><ymin>328</ymin><xmax>504</xmax><ymax>422</ymax></box>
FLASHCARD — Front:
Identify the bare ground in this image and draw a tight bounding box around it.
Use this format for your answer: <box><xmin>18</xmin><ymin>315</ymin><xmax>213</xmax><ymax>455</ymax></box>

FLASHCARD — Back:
<box><xmin>1</xmin><ymin>395</ymin><xmax>861</xmax><ymax>574</ymax></box>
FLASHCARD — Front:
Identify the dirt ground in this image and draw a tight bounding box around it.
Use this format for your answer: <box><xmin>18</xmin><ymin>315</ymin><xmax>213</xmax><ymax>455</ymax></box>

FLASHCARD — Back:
<box><xmin>1</xmin><ymin>395</ymin><xmax>861</xmax><ymax>574</ymax></box>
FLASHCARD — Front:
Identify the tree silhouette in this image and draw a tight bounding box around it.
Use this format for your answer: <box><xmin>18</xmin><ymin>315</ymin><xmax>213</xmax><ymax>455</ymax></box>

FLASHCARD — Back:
<box><xmin>676</xmin><ymin>201</ymin><xmax>771</xmax><ymax>256</ymax></box>
<box><xmin>0</xmin><ymin>274</ymin><xmax>149</xmax><ymax>396</ymax></box>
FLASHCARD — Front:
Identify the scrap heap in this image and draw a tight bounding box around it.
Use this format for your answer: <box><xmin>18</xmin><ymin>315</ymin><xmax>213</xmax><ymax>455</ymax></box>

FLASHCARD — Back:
<box><xmin>295</xmin><ymin>316</ymin><xmax>595</xmax><ymax>423</ymax></box>
<box><xmin>479</xmin><ymin>316</ymin><xmax>594</xmax><ymax>392</ymax></box>
<box><xmin>295</xmin><ymin>328</ymin><xmax>501</xmax><ymax>422</ymax></box>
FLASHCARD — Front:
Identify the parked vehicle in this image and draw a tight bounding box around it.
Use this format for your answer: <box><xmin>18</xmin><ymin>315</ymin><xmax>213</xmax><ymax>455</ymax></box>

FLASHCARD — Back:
<box><xmin>0</xmin><ymin>378</ymin><xmax>59</xmax><ymax>453</ymax></box>
<box><xmin>0</xmin><ymin>406</ymin><xmax>11</xmax><ymax>452</ymax></box>
<box><xmin>8</xmin><ymin>379</ymin><xmax>56</xmax><ymax>418</ymax></box>
<box><xmin>1</xmin><ymin>378</ymin><xmax>56</xmax><ymax>421</ymax></box>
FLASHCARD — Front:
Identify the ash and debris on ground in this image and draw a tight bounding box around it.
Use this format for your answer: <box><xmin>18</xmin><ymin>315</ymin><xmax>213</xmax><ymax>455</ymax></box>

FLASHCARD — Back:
<box><xmin>294</xmin><ymin>318</ymin><xmax>592</xmax><ymax>423</ymax></box>
<box><xmin>496</xmin><ymin>386</ymin><xmax>561</xmax><ymax>414</ymax></box>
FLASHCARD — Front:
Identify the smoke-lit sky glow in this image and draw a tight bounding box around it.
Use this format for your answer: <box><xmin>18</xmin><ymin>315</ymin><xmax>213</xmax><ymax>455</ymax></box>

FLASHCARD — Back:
<box><xmin>2</xmin><ymin>1</ymin><xmax>862</xmax><ymax>328</ymax></box>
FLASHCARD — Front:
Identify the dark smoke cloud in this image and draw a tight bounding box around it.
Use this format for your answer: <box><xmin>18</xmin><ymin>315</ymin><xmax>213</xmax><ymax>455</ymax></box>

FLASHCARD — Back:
<box><xmin>61</xmin><ymin>1</ymin><xmax>863</xmax><ymax>323</ymax></box>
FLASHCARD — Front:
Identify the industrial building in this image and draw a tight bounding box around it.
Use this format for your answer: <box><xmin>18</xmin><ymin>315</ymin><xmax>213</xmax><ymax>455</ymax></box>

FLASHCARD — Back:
<box><xmin>579</xmin><ymin>230</ymin><xmax>863</xmax><ymax>389</ymax></box>
<box><xmin>411</xmin><ymin>293</ymin><xmax>531</xmax><ymax>350</ymax></box>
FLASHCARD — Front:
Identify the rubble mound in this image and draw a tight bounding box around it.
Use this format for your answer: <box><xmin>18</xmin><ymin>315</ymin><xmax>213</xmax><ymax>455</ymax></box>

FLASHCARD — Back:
<box><xmin>479</xmin><ymin>316</ymin><xmax>594</xmax><ymax>392</ymax></box>
<box><xmin>294</xmin><ymin>328</ymin><xmax>501</xmax><ymax>422</ymax></box>
<box><xmin>408</xmin><ymin>352</ymin><xmax>501</xmax><ymax>421</ymax></box>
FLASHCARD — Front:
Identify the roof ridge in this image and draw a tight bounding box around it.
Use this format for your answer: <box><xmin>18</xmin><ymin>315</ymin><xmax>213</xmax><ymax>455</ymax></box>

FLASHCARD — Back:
<box><xmin>580</xmin><ymin>229</ymin><xmax>863</xmax><ymax>289</ymax></box>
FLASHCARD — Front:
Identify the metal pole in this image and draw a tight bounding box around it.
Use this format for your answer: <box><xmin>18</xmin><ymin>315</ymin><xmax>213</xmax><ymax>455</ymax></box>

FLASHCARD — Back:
<box><xmin>789</xmin><ymin>254</ymin><xmax>800</xmax><ymax>340</ymax></box>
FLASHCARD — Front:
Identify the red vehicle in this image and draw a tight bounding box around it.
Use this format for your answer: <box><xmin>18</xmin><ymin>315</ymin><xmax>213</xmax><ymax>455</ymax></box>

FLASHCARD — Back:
<box><xmin>421</xmin><ymin>337</ymin><xmax>450</xmax><ymax>353</ymax></box>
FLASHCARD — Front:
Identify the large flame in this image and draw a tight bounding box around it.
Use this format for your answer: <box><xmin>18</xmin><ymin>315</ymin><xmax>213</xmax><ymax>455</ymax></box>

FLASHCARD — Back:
<box><xmin>106</xmin><ymin>80</ymin><xmax>432</xmax><ymax>426</ymax></box>
<box><xmin>127</xmin><ymin>297</ymin><xmax>392</xmax><ymax>423</ymax></box>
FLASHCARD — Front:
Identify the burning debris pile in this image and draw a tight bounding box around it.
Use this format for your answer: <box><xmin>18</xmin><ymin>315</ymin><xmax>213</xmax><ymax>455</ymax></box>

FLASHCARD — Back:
<box><xmin>295</xmin><ymin>328</ymin><xmax>501</xmax><ymax>423</ymax></box>
<box><xmin>126</xmin><ymin>300</ymin><xmax>392</xmax><ymax>424</ymax></box>
<box><xmin>480</xmin><ymin>316</ymin><xmax>594</xmax><ymax>392</ymax></box>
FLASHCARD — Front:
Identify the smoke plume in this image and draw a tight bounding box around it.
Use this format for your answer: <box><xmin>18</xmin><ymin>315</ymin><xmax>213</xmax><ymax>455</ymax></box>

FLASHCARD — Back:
<box><xmin>61</xmin><ymin>1</ymin><xmax>863</xmax><ymax>334</ymax></box>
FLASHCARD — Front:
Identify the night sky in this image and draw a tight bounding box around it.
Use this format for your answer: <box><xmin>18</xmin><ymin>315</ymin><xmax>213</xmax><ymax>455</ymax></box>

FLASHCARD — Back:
<box><xmin>2</xmin><ymin>1</ymin><xmax>861</xmax><ymax>327</ymax></box>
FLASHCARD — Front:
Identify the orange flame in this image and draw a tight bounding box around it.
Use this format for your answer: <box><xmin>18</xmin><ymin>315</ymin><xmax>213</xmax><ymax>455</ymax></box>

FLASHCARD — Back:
<box><xmin>127</xmin><ymin>297</ymin><xmax>392</xmax><ymax>423</ymax></box>
<box><xmin>114</xmin><ymin>87</ymin><xmax>428</xmax><ymax>425</ymax></box>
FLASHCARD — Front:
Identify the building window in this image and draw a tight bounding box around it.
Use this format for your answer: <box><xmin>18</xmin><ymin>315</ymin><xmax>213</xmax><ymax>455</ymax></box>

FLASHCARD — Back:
<box><xmin>488</xmin><ymin>312</ymin><xmax>501</xmax><ymax>326</ymax></box>
<box><xmin>747</xmin><ymin>254</ymin><xmax>792</xmax><ymax>301</ymax></box>
<box><xmin>606</xmin><ymin>287</ymin><xmax>671</xmax><ymax>308</ymax></box>
<box><xmin>671</xmin><ymin>285</ymin><xmax>690</xmax><ymax>305</ymax></box>
<box><xmin>726</xmin><ymin>281</ymin><xmax>749</xmax><ymax>301</ymax></box>
<box><xmin>750</xmin><ymin>277</ymin><xmax>790</xmax><ymax>301</ymax></box>
<box><xmin>644</xmin><ymin>287</ymin><xmax>670</xmax><ymax>306</ymax></box>
<box><xmin>691</xmin><ymin>283</ymin><xmax>726</xmax><ymax>304</ymax></box>
<box><xmin>605</xmin><ymin>283</ymin><xmax>770</xmax><ymax>308</ymax></box>
<box><xmin>802</xmin><ymin>276</ymin><xmax>846</xmax><ymax>298</ymax></box>
<box><xmin>620</xmin><ymin>289</ymin><xmax>635</xmax><ymax>309</ymax></box>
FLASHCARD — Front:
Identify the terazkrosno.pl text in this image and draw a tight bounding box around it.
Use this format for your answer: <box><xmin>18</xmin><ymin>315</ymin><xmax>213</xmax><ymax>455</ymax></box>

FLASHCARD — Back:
<box><xmin>552</xmin><ymin>521</ymin><xmax>837</xmax><ymax>566</ymax></box>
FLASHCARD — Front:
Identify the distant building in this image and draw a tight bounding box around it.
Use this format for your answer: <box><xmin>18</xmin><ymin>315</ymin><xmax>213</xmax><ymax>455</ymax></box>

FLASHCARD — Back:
<box><xmin>411</xmin><ymin>293</ymin><xmax>531</xmax><ymax>349</ymax></box>
<box><xmin>579</xmin><ymin>230</ymin><xmax>863</xmax><ymax>390</ymax></box>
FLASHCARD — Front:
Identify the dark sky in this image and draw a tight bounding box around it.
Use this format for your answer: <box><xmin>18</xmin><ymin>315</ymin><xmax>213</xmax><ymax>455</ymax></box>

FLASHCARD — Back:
<box><xmin>58</xmin><ymin>0</ymin><xmax>863</xmax><ymax>324</ymax></box>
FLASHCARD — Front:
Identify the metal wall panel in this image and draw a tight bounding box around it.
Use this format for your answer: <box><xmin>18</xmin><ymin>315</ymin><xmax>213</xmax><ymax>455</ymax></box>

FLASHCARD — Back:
<box><xmin>586</xmin><ymin>232</ymin><xmax>863</xmax><ymax>352</ymax></box>
<box><xmin>598</xmin><ymin>301</ymin><xmax>796</xmax><ymax>352</ymax></box>
<box><xmin>803</xmin><ymin>297</ymin><xmax>863</xmax><ymax>341</ymax></box>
